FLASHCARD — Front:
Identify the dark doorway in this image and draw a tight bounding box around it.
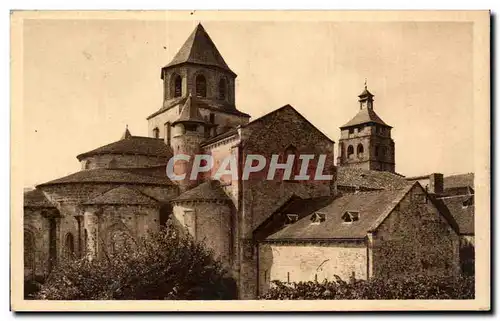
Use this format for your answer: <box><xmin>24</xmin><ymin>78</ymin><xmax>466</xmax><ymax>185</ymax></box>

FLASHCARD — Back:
<box><xmin>159</xmin><ymin>204</ymin><xmax>173</xmax><ymax>226</ymax></box>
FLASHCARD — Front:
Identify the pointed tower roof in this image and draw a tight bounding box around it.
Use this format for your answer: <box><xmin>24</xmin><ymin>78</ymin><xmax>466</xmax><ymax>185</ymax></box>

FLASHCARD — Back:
<box><xmin>340</xmin><ymin>108</ymin><xmax>390</xmax><ymax>129</ymax></box>
<box><xmin>121</xmin><ymin>125</ymin><xmax>132</xmax><ymax>140</ymax></box>
<box><xmin>163</xmin><ymin>23</ymin><xmax>235</xmax><ymax>76</ymax></box>
<box><xmin>340</xmin><ymin>85</ymin><xmax>391</xmax><ymax>129</ymax></box>
<box><xmin>358</xmin><ymin>87</ymin><xmax>374</xmax><ymax>99</ymax></box>
<box><xmin>358</xmin><ymin>79</ymin><xmax>374</xmax><ymax>99</ymax></box>
<box><xmin>172</xmin><ymin>94</ymin><xmax>206</xmax><ymax>125</ymax></box>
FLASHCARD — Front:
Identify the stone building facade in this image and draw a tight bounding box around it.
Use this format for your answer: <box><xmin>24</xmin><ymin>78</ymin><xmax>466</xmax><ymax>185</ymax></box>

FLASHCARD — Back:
<box><xmin>256</xmin><ymin>182</ymin><xmax>460</xmax><ymax>295</ymax></box>
<box><xmin>24</xmin><ymin>23</ymin><xmax>471</xmax><ymax>299</ymax></box>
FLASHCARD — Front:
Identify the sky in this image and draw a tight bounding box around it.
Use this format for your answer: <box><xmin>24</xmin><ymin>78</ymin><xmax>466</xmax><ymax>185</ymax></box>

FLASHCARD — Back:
<box><xmin>22</xmin><ymin>19</ymin><xmax>474</xmax><ymax>187</ymax></box>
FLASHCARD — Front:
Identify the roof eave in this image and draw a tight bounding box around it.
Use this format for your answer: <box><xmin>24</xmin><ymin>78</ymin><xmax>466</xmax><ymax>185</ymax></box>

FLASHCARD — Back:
<box><xmin>161</xmin><ymin>62</ymin><xmax>237</xmax><ymax>78</ymax></box>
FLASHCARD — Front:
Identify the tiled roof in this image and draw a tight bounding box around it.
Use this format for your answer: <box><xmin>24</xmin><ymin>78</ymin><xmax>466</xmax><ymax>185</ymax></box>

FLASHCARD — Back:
<box><xmin>266</xmin><ymin>185</ymin><xmax>413</xmax><ymax>241</ymax></box>
<box><xmin>202</xmin><ymin>104</ymin><xmax>335</xmax><ymax>147</ymax></box>
<box><xmin>444</xmin><ymin>173</ymin><xmax>474</xmax><ymax>190</ymax></box>
<box><xmin>340</xmin><ymin>107</ymin><xmax>390</xmax><ymax>129</ymax></box>
<box><xmin>173</xmin><ymin>180</ymin><xmax>231</xmax><ymax>203</ymax></box>
<box><xmin>76</xmin><ymin>136</ymin><xmax>172</xmax><ymax>161</ymax></box>
<box><xmin>441</xmin><ymin>195</ymin><xmax>474</xmax><ymax>235</ymax></box>
<box><xmin>172</xmin><ymin>94</ymin><xmax>206</xmax><ymax>125</ymax></box>
<box><xmin>163</xmin><ymin>23</ymin><xmax>235</xmax><ymax>76</ymax></box>
<box><xmin>337</xmin><ymin>167</ymin><xmax>410</xmax><ymax>190</ymax></box>
<box><xmin>24</xmin><ymin>189</ymin><xmax>55</xmax><ymax>208</ymax></box>
<box><xmin>84</xmin><ymin>186</ymin><xmax>159</xmax><ymax>206</ymax></box>
<box><xmin>37</xmin><ymin>169</ymin><xmax>174</xmax><ymax>187</ymax></box>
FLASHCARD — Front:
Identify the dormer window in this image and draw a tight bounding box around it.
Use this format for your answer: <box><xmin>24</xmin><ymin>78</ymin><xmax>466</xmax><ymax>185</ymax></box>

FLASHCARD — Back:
<box><xmin>285</xmin><ymin>214</ymin><xmax>298</xmax><ymax>225</ymax></box>
<box><xmin>342</xmin><ymin>211</ymin><xmax>359</xmax><ymax>223</ymax></box>
<box><xmin>311</xmin><ymin>212</ymin><xmax>326</xmax><ymax>224</ymax></box>
<box><xmin>462</xmin><ymin>196</ymin><xmax>474</xmax><ymax>208</ymax></box>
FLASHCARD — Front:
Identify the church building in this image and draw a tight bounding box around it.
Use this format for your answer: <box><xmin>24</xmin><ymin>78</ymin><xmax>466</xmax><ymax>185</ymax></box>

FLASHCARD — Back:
<box><xmin>24</xmin><ymin>23</ymin><xmax>472</xmax><ymax>299</ymax></box>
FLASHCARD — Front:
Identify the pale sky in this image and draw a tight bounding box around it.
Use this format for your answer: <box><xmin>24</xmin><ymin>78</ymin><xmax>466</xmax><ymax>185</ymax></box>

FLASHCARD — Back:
<box><xmin>23</xmin><ymin>19</ymin><xmax>473</xmax><ymax>187</ymax></box>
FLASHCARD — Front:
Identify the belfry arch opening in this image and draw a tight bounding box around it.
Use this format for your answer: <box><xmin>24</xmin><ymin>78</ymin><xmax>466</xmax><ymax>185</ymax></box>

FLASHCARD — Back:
<box><xmin>195</xmin><ymin>74</ymin><xmax>207</xmax><ymax>98</ymax></box>
<box><xmin>172</xmin><ymin>74</ymin><xmax>182</xmax><ymax>98</ymax></box>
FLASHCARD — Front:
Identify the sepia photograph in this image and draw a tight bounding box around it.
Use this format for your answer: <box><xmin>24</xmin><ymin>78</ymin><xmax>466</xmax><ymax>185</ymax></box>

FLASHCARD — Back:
<box><xmin>10</xmin><ymin>10</ymin><xmax>490</xmax><ymax>311</ymax></box>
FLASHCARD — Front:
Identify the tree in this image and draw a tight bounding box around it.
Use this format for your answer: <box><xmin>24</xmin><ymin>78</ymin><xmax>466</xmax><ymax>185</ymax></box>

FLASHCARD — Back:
<box><xmin>35</xmin><ymin>224</ymin><xmax>237</xmax><ymax>300</ymax></box>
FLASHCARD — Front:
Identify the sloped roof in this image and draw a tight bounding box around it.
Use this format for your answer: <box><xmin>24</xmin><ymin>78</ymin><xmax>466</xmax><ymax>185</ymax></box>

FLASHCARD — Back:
<box><xmin>358</xmin><ymin>87</ymin><xmax>374</xmax><ymax>98</ymax></box>
<box><xmin>84</xmin><ymin>186</ymin><xmax>159</xmax><ymax>206</ymax></box>
<box><xmin>24</xmin><ymin>189</ymin><xmax>55</xmax><ymax>208</ymax></box>
<box><xmin>337</xmin><ymin>167</ymin><xmax>410</xmax><ymax>190</ymax></box>
<box><xmin>173</xmin><ymin>180</ymin><xmax>231</xmax><ymax>203</ymax></box>
<box><xmin>340</xmin><ymin>107</ymin><xmax>391</xmax><ymax>129</ymax></box>
<box><xmin>441</xmin><ymin>195</ymin><xmax>474</xmax><ymax>235</ymax></box>
<box><xmin>266</xmin><ymin>185</ymin><xmax>413</xmax><ymax>241</ymax></box>
<box><xmin>444</xmin><ymin>173</ymin><xmax>474</xmax><ymax>190</ymax></box>
<box><xmin>37</xmin><ymin>169</ymin><xmax>174</xmax><ymax>187</ymax></box>
<box><xmin>172</xmin><ymin>94</ymin><xmax>206</xmax><ymax>125</ymax></box>
<box><xmin>163</xmin><ymin>23</ymin><xmax>235</xmax><ymax>76</ymax></box>
<box><xmin>76</xmin><ymin>136</ymin><xmax>171</xmax><ymax>161</ymax></box>
<box><xmin>146</xmin><ymin>93</ymin><xmax>250</xmax><ymax>120</ymax></box>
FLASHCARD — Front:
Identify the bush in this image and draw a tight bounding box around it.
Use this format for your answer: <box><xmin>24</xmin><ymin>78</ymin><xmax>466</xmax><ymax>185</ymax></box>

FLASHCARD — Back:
<box><xmin>24</xmin><ymin>275</ymin><xmax>45</xmax><ymax>300</ymax></box>
<box><xmin>260</xmin><ymin>274</ymin><xmax>474</xmax><ymax>300</ymax></box>
<box><xmin>35</xmin><ymin>225</ymin><xmax>237</xmax><ymax>300</ymax></box>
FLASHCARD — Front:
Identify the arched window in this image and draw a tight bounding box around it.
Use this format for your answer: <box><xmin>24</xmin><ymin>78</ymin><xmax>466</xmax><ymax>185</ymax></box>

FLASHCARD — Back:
<box><xmin>64</xmin><ymin>233</ymin><xmax>75</xmax><ymax>258</ymax></box>
<box><xmin>153</xmin><ymin>127</ymin><xmax>159</xmax><ymax>139</ymax></box>
<box><xmin>347</xmin><ymin>145</ymin><xmax>354</xmax><ymax>159</ymax></box>
<box><xmin>357</xmin><ymin>144</ymin><xmax>364</xmax><ymax>158</ymax></box>
<box><xmin>173</xmin><ymin>75</ymin><xmax>182</xmax><ymax>98</ymax></box>
<box><xmin>84</xmin><ymin>160</ymin><xmax>91</xmax><ymax>170</ymax></box>
<box><xmin>195</xmin><ymin>74</ymin><xmax>207</xmax><ymax>98</ymax></box>
<box><xmin>381</xmin><ymin>146</ymin><xmax>387</xmax><ymax>158</ymax></box>
<box><xmin>24</xmin><ymin>230</ymin><xmax>35</xmax><ymax>270</ymax></box>
<box><xmin>218</xmin><ymin>78</ymin><xmax>227</xmax><ymax>100</ymax></box>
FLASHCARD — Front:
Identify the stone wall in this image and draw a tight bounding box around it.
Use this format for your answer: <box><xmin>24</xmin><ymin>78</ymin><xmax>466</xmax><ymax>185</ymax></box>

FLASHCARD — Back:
<box><xmin>24</xmin><ymin>209</ymin><xmax>51</xmax><ymax>278</ymax></box>
<box><xmin>163</xmin><ymin>65</ymin><xmax>236</xmax><ymax>105</ymax></box>
<box><xmin>237</xmin><ymin>106</ymin><xmax>336</xmax><ymax>299</ymax></box>
<box><xmin>258</xmin><ymin>241</ymin><xmax>367</xmax><ymax>296</ymax></box>
<box><xmin>172</xmin><ymin>201</ymin><xmax>233</xmax><ymax>270</ymax></box>
<box><xmin>371</xmin><ymin>184</ymin><xmax>460</xmax><ymax>278</ymax></box>
<box><xmin>83</xmin><ymin>204</ymin><xmax>160</xmax><ymax>260</ymax></box>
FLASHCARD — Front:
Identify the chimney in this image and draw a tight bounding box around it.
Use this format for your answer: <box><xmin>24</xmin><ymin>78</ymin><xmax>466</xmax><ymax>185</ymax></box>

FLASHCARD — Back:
<box><xmin>428</xmin><ymin>173</ymin><xmax>444</xmax><ymax>195</ymax></box>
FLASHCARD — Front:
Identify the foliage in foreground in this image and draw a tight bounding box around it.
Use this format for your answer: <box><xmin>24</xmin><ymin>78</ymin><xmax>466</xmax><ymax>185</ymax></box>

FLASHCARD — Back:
<box><xmin>260</xmin><ymin>274</ymin><xmax>475</xmax><ymax>300</ymax></box>
<box><xmin>35</xmin><ymin>226</ymin><xmax>236</xmax><ymax>300</ymax></box>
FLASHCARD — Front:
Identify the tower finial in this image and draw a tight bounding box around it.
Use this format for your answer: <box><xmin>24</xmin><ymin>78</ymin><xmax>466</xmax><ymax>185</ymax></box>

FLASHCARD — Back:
<box><xmin>364</xmin><ymin>78</ymin><xmax>367</xmax><ymax>89</ymax></box>
<box><xmin>121</xmin><ymin>124</ymin><xmax>132</xmax><ymax>140</ymax></box>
